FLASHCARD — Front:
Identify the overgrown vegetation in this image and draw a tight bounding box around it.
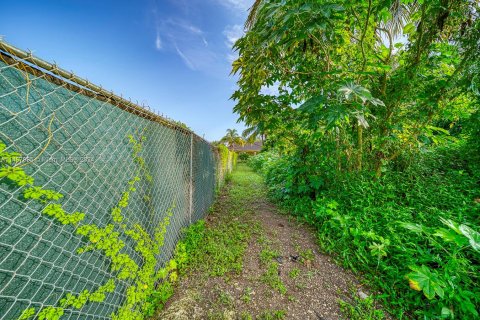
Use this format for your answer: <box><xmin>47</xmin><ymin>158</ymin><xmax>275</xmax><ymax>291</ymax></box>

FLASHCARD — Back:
<box><xmin>154</xmin><ymin>164</ymin><xmax>265</xmax><ymax>318</ymax></box>
<box><xmin>172</xmin><ymin>164</ymin><xmax>262</xmax><ymax>277</ymax></box>
<box><xmin>339</xmin><ymin>290</ymin><xmax>385</xmax><ymax>320</ymax></box>
<box><xmin>215</xmin><ymin>143</ymin><xmax>238</xmax><ymax>190</ymax></box>
<box><xmin>176</xmin><ymin>215</ymin><xmax>251</xmax><ymax>277</ymax></box>
<box><xmin>234</xmin><ymin>0</ymin><xmax>480</xmax><ymax>318</ymax></box>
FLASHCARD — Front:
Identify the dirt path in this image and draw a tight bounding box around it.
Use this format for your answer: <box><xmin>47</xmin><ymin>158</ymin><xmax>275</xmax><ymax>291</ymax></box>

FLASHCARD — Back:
<box><xmin>157</xmin><ymin>164</ymin><xmax>372</xmax><ymax>320</ymax></box>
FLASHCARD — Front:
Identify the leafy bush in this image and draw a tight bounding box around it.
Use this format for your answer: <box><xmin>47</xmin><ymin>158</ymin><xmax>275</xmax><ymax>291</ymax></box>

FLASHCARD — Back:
<box><xmin>238</xmin><ymin>153</ymin><xmax>251</xmax><ymax>161</ymax></box>
<box><xmin>251</xmin><ymin>142</ymin><xmax>480</xmax><ymax>319</ymax></box>
<box><xmin>236</xmin><ymin>0</ymin><xmax>480</xmax><ymax>317</ymax></box>
<box><xmin>176</xmin><ymin>220</ymin><xmax>206</xmax><ymax>274</ymax></box>
<box><xmin>247</xmin><ymin>152</ymin><xmax>280</xmax><ymax>175</ymax></box>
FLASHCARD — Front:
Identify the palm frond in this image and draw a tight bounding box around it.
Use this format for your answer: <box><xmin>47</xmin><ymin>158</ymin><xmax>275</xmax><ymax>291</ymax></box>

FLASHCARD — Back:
<box><xmin>379</xmin><ymin>0</ymin><xmax>419</xmax><ymax>39</ymax></box>
<box><xmin>245</xmin><ymin>0</ymin><xmax>263</xmax><ymax>30</ymax></box>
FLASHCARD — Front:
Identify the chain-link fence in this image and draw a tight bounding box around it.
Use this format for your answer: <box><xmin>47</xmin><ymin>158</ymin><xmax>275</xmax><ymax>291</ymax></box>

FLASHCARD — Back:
<box><xmin>0</xmin><ymin>41</ymin><xmax>234</xmax><ymax>319</ymax></box>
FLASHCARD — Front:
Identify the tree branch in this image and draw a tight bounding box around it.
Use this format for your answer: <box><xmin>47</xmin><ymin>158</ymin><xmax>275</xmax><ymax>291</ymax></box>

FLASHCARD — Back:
<box><xmin>360</xmin><ymin>0</ymin><xmax>373</xmax><ymax>71</ymax></box>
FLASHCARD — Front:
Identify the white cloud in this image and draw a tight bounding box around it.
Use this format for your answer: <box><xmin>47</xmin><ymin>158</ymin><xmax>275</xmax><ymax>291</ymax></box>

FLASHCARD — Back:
<box><xmin>175</xmin><ymin>44</ymin><xmax>196</xmax><ymax>70</ymax></box>
<box><xmin>223</xmin><ymin>25</ymin><xmax>244</xmax><ymax>64</ymax></box>
<box><xmin>218</xmin><ymin>0</ymin><xmax>253</xmax><ymax>10</ymax></box>
<box><xmin>177</xmin><ymin>21</ymin><xmax>209</xmax><ymax>46</ymax></box>
<box><xmin>152</xmin><ymin>17</ymin><xmax>213</xmax><ymax>69</ymax></box>
<box><xmin>227</xmin><ymin>53</ymin><xmax>238</xmax><ymax>63</ymax></box>
<box><xmin>223</xmin><ymin>24</ymin><xmax>244</xmax><ymax>48</ymax></box>
<box><xmin>150</xmin><ymin>1</ymin><xmax>239</xmax><ymax>76</ymax></box>
<box><xmin>185</xmin><ymin>24</ymin><xmax>202</xmax><ymax>35</ymax></box>
<box><xmin>155</xmin><ymin>31</ymin><xmax>162</xmax><ymax>50</ymax></box>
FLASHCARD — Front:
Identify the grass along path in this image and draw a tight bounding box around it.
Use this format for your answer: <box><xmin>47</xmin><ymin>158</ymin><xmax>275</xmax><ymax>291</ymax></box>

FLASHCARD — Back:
<box><xmin>157</xmin><ymin>164</ymin><xmax>385</xmax><ymax>320</ymax></box>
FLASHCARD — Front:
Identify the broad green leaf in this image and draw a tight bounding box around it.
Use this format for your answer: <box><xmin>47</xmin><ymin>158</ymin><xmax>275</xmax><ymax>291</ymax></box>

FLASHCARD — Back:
<box><xmin>355</xmin><ymin>113</ymin><xmax>370</xmax><ymax>128</ymax></box>
<box><xmin>403</xmin><ymin>22</ymin><xmax>416</xmax><ymax>35</ymax></box>
<box><xmin>440</xmin><ymin>218</ymin><xmax>462</xmax><ymax>234</ymax></box>
<box><xmin>459</xmin><ymin>224</ymin><xmax>480</xmax><ymax>252</ymax></box>
<box><xmin>441</xmin><ymin>307</ymin><xmax>454</xmax><ymax>319</ymax></box>
<box><xmin>370</xmin><ymin>98</ymin><xmax>385</xmax><ymax>107</ymax></box>
<box><xmin>297</xmin><ymin>95</ymin><xmax>326</xmax><ymax>113</ymax></box>
<box><xmin>406</xmin><ymin>265</ymin><xmax>445</xmax><ymax>300</ymax></box>
<box><xmin>433</xmin><ymin>228</ymin><xmax>469</xmax><ymax>246</ymax></box>
<box><xmin>399</xmin><ymin>222</ymin><xmax>426</xmax><ymax>234</ymax></box>
<box><xmin>338</xmin><ymin>83</ymin><xmax>372</xmax><ymax>103</ymax></box>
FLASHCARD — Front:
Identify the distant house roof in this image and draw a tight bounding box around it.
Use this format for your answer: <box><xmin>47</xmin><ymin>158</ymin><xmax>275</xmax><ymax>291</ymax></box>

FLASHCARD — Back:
<box><xmin>232</xmin><ymin>141</ymin><xmax>263</xmax><ymax>152</ymax></box>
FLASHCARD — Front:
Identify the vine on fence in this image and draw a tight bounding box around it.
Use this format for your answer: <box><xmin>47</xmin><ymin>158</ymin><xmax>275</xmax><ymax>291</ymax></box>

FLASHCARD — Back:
<box><xmin>0</xmin><ymin>133</ymin><xmax>182</xmax><ymax>320</ymax></box>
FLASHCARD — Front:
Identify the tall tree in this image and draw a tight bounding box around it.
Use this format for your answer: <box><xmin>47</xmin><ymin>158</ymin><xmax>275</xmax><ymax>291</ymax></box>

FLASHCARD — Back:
<box><xmin>242</xmin><ymin>124</ymin><xmax>266</xmax><ymax>143</ymax></box>
<box><xmin>232</xmin><ymin>0</ymin><xmax>480</xmax><ymax>176</ymax></box>
<box><xmin>220</xmin><ymin>129</ymin><xmax>245</xmax><ymax>149</ymax></box>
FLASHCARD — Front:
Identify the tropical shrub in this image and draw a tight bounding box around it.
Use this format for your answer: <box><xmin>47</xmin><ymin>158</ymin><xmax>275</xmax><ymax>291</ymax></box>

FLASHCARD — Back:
<box><xmin>237</xmin><ymin>1</ymin><xmax>479</xmax><ymax>317</ymax></box>
<box><xmin>248</xmin><ymin>142</ymin><xmax>480</xmax><ymax>319</ymax></box>
<box><xmin>238</xmin><ymin>153</ymin><xmax>251</xmax><ymax>161</ymax></box>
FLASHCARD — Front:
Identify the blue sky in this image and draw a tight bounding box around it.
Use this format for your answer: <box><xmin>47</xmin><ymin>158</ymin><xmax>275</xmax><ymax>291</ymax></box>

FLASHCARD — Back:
<box><xmin>0</xmin><ymin>0</ymin><xmax>254</xmax><ymax>141</ymax></box>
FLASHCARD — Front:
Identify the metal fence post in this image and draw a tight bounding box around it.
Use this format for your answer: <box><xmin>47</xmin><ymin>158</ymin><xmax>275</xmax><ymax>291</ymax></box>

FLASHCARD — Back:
<box><xmin>189</xmin><ymin>133</ymin><xmax>193</xmax><ymax>224</ymax></box>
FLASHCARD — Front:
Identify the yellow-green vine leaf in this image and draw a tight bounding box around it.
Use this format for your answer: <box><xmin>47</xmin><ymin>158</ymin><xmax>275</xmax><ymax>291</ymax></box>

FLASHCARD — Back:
<box><xmin>17</xmin><ymin>307</ymin><xmax>35</xmax><ymax>320</ymax></box>
<box><xmin>37</xmin><ymin>306</ymin><xmax>64</xmax><ymax>320</ymax></box>
<box><xmin>0</xmin><ymin>167</ymin><xmax>34</xmax><ymax>186</ymax></box>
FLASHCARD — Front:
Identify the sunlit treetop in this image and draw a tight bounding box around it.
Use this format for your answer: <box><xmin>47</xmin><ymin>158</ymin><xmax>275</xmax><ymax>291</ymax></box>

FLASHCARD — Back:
<box><xmin>232</xmin><ymin>0</ymin><xmax>479</xmax><ymax>173</ymax></box>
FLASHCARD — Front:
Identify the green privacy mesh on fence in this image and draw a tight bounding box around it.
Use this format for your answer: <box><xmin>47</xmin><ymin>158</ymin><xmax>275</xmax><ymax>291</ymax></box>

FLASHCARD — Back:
<box><xmin>0</xmin><ymin>41</ymin><xmax>234</xmax><ymax>319</ymax></box>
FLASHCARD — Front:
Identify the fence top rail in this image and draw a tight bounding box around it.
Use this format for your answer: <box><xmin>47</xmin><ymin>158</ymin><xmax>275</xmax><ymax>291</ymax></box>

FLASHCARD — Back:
<box><xmin>0</xmin><ymin>39</ymin><xmax>211</xmax><ymax>144</ymax></box>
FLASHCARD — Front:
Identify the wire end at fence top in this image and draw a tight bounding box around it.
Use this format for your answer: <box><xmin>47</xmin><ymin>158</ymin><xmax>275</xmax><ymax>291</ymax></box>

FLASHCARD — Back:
<box><xmin>0</xmin><ymin>39</ymin><xmax>213</xmax><ymax>143</ymax></box>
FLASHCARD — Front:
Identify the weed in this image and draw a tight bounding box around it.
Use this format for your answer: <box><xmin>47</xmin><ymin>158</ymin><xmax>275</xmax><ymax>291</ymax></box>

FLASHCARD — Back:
<box><xmin>240</xmin><ymin>312</ymin><xmax>253</xmax><ymax>320</ymax></box>
<box><xmin>260</xmin><ymin>258</ymin><xmax>287</xmax><ymax>295</ymax></box>
<box><xmin>295</xmin><ymin>282</ymin><xmax>306</xmax><ymax>290</ymax></box>
<box><xmin>258</xmin><ymin>233</ymin><xmax>287</xmax><ymax>295</ymax></box>
<box><xmin>216</xmin><ymin>289</ymin><xmax>234</xmax><ymax>308</ymax></box>
<box><xmin>207</xmin><ymin>310</ymin><xmax>232</xmax><ymax>320</ymax></box>
<box><xmin>299</xmin><ymin>248</ymin><xmax>315</xmax><ymax>263</ymax></box>
<box><xmin>241</xmin><ymin>287</ymin><xmax>253</xmax><ymax>304</ymax></box>
<box><xmin>288</xmin><ymin>268</ymin><xmax>300</xmax><ymax>279</ymax></box>
<box><xmin>260</xmin><ymin>247</ymin><xmax>280</xmax><ymax>265</ymax></box>
<box><xmin>258</xmin><ymin>309</ymin><xmax>287</xmax><ymax>320</ymax></box>
<box><xmin>339</xmin><ymin>293</ymin><xmax>385</xmax><ymax>320</ymax></box>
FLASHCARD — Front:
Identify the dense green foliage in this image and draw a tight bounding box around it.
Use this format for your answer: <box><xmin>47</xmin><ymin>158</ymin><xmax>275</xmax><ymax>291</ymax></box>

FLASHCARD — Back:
<box><xmin>238</xmin><ymin>153</ymin><xmax>252</xmax><ymax>161</ymax></box>
<box><xmin>234</xmin><ymin>0</ymin><xmax>480</xmax><ymax>176</ymax></box>
<box><xmin>215</xmin><ymin>144</ymin><xmax>238</xmax><ymax>189</ymax></box>
<box><xmin>235</xmin><ymin>0</ymin><xmax>480</xmax><ymax>318</ymax></box>
<box><xmin>249</xmin><ymin>144</ymin><xmax>479</xmax><ymax>318</ymax></box>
